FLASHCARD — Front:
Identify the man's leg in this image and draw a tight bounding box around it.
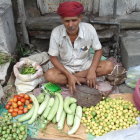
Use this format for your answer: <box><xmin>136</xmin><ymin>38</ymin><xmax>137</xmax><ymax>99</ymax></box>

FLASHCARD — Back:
<box><xmin>45</xmin><ymin>68</ymin><xmax>67</xmax><ymax>85</ymax></box>
<box><xmin>45</xmin><ymin>60</ymin><xmax>114</xmax><ymax>85</ymax></box>
<box><xmin>74</xmin><ymin>60</ymin><xmax>114</xmax><ymax>78</ymax></box>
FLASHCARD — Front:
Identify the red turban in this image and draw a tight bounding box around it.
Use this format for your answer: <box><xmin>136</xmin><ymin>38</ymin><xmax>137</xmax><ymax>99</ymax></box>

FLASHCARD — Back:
<box><xmin>57</xmin><ymin>1</ymin><xmax>84</xmax><ymax>17</ymax></box>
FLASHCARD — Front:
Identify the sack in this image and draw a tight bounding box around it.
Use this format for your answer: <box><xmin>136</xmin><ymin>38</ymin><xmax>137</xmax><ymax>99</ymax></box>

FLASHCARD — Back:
<box><xmin>13</xmin><ymin>59</ymin><xmax>44</xmax><ymax>93</ymax></box>
<box><xmin>125</xmin><ymin>65</ymin><xmax>140</xmax><ymax>88</ymax></box>
<box><xmin>106</xmin><ymin>65</ymin><xmax>126</xmax><ymax>86</ymax></box>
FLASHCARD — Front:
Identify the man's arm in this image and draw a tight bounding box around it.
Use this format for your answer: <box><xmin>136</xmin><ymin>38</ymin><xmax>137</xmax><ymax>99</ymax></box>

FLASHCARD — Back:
<box><xmin>50</xmin><ymin>56</ymin><xmax>80</xmax><ymax>93</ymax></box>
<box><xmin>86</xmin><ymin>49</ymin><xmax>102</xmax><ymax>88</ymax></box>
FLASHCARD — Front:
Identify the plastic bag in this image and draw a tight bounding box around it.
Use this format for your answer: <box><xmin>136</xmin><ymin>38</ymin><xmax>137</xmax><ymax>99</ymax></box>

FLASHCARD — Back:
<box><xmin>94</xmin><ymin>117</ymin><xmax>140</xmax><ymax>140</ymax></box>
<box><xmin>125</xmin><ymin>65</ymin><xmax>140</xmax><ymax>88</ymax></box>
<box><xmin>13</xmin><ymin>59</ymin><xmax>44</xmax><ymax>93</ymax></box>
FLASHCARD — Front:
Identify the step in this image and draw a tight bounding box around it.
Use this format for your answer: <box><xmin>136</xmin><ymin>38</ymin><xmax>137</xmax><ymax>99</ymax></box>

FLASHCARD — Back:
<box><xmin>120</xmin><ymin>31</ymin><xmax>140</xmax><ymax>69</ymax></box>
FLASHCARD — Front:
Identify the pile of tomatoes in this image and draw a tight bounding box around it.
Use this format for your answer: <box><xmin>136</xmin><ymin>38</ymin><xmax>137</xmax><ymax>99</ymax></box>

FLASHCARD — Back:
<box><xmin>5</xmin><ymin>93</ymin><xmax>32</xmax><ymax>117</ymax></box>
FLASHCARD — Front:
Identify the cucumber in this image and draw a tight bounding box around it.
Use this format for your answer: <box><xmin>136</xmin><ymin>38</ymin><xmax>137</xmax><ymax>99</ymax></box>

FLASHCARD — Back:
<box><xmin>28</xmin><ymin>94</ymin><xmax>39</xmax><ymax>124</ymax></box>
<box><xmin>57</xmin><ymin>110</ymin><xmax>66</xmax><ymax>130</ymax></box>
<box><xmin>38</xmin><ymin>94</ymin><xmax>50</xmax><ymax>115</ymax></box>
<box><xmin>52</xmin><ymin>115</ymin><xmax>57</xmax><ymax>124</ymax></box>
<box><xmin>55</xmin><ymin>92</ymin><xmax>64</xmax><ymax>122</ymax></box>
<box><xmin>47</xmin><ymin>96</ymin><xmax>59</xmax><ymax>121</ymax></box>
<box><xmin>64</xmin><ymin>97</ymin><xmax>77</xmax><ymax>114</ymax></box>
<box><xmin>18</xmin><ymin>106</ymin><xmax>35</xmax><ymax>122</ymax></box>
<box><xmin>42</xmin><ymin>97</ymin><xmax>54</xmax><ymax>118</ymax></box>
<box><xmin>68</xmin><ymin>106</ymin><xmax>82</xmax><ymax>135</ymax></box>
<box><xmin>67</xmin><ymin>103</ymin><xmax>77</xmax><ymax>126</ymax></box>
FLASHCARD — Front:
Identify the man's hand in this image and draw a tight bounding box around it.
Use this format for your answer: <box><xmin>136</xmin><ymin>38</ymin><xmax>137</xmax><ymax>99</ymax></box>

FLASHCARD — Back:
<box><xmin>67</xmin><ymin>74</ymin><xmax>81</xmax><ymax>93</ymax></box>
<box><xmin>86</xmin><ymin>69</ymin><xmax>97</xmax><ymax>88</ymax></box>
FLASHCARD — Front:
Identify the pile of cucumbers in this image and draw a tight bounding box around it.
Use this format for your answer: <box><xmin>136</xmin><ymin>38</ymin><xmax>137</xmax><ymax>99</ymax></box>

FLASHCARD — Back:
<box><xmin>18</xmin><ymin>93</ymin><xmax>82</xmax><ymax>135</ymax></box>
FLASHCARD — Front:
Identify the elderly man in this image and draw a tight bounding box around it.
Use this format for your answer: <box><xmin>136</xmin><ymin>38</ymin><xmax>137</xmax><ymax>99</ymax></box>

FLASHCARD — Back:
<box><xmin>45</xmin><ymin>1</ymin><xmax>114</xmax><ymax>93</ymax></box>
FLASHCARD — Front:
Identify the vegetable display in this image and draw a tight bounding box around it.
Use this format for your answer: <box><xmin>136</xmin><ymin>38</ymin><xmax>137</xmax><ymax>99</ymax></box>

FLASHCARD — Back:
<box><xmin>81</xmin><ymin>97</ymin><xmax>140</xmax><ymax>136</ymax></box>
<box><xmin>5</xmin><ymin>93</ymin><xmax>32</xmax><ymax>117</ymax></box>
<box><xmin>0</xmin><ymin>112</ymin><xmax>27</xmax><ymax>140</ymax></box>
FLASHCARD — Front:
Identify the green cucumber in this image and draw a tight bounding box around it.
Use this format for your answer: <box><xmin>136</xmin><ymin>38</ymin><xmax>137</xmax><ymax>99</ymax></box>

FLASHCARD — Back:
<box><xmin>57</xmin><ymin>110</ymin><xmax>66</xmax><ymax>130</ymax></box>
<box><xmin>67</xmin><ymin>103</ymin><xmax>77</xmax><ymax>126</ymax></box>
<box><xmin>55</xmin><ymin>92</ymin><xmax>64</xmax><ymax>122</ymax></box>
<box><xmin>28</xmin><ymin>94</ymin><xmax>39</xmax><ymax>124</ymax></box>
<box><xmin>47</xmin><ymin>96</ymin><xmax>59</xmax><ymax>121</ymax></box>
<box><xmin>18</xmin><ymin>106</ymin><xmax>35</xmax><ymax>122</ymax></box>
<box><xmin>52</xmin><ymin>115</ymin><xmax>57</xmax><ymax>124</ymax></box>
<box><xmin>68</xmin><ymin>106</ymin><xmax>82</xmax><ymax>135</ymax></box>
<box><xmin>38</xmin><ymin>94</ymin><xmax>50</xmax><ymax>115</ymax></box>
<box><xmin>42</xmin><ymin>97</ymin><xmax>54</xmax><ymax>118</ymax></box>
<box><xmin>64</xmin><ymin>97</ymin><xmax>77</xmax><ymax>114</ymax></box>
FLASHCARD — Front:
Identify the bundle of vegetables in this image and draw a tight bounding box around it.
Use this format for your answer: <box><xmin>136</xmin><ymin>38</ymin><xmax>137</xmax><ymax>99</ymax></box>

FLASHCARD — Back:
<box><xmin>0</xmin><ymin>112</ymin><xmax>27</xmax><ymax>140</ymax></box>
<box><xmin>81</xmin><ymin>97</ymin><xmax>140</xmax><ymax>136</ymax></box>
<box><xmin>0</xmin><ymin>51</ymin><xmax>13</xmax><ymax>65</ymax></box>
<box><xmin>5</xmin><ymin>93</ymin><xmax>33</xmax><ymax>117</ymax></box>
<box><xmin>20</xmin><ymin>64</ymin><xmax>36</xmax><ymax>74</ymax></box>
<box><xmin>18</xmin><ymin>93</ymin><xmax>83</xmax><ymax>135</ymax></box>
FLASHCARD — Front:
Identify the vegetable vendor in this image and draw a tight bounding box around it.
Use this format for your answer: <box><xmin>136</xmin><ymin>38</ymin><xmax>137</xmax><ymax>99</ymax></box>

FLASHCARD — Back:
<box><xmin>45</xmin><ymin>1</ymin><xmax>114</xmax><ymax>93</ymax></box>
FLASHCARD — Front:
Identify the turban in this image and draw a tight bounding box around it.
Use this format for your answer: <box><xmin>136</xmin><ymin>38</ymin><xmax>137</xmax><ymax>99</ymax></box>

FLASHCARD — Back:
<box><xmin>57</xmin><ymin>1</ymin><xmax>84</xmax><ymax>17</ymax></box>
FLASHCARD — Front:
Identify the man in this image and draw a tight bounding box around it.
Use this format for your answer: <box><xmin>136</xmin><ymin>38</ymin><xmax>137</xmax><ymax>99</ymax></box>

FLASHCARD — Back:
<box><xmin>45</xmin><ymin>1</ymin><xmax>114</xmax><ymax>93</ymax></box>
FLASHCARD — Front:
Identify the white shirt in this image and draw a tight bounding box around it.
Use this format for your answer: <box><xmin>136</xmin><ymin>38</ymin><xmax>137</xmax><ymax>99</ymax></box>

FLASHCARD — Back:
<box><xmin>48</xmin><ymin>22</ymin><xmax>102</xmax><ymax>73</ymax></box>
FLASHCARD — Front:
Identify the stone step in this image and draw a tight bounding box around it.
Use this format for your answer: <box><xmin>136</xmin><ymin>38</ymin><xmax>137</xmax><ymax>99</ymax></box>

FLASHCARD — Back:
<box><xmin>120</xmin><ymin>31</ymin><xmax>140</xmax><ymax>69</ymax></box>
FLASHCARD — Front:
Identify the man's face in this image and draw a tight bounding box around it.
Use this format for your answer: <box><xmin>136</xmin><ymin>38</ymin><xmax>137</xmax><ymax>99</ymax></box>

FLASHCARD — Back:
<box><xmin>61</xmin><ymin>16</ymin><xmax>82</xmax><ymax>35</ymax></box>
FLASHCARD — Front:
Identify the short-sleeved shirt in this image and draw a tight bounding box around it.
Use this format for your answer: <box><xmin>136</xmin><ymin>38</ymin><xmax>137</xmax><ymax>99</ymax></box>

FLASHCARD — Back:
<box><xmin>48</xmin><ymin>22</ymin><xmax>102</xmax><ymax>73</ymax></box>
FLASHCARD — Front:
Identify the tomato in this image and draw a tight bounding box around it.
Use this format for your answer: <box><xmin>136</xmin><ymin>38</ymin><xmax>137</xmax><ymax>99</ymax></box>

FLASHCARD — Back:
<box><xmin>18</xmin><ymin>109</ymin><xmax>24</xmax><ymax>115</ymax></box>
<box><xmin>19</xmin><ymin>106</ymin><xmax>24</xmax><ymax>110</ymax></box>
<box><xmin>13</xmin><ymin>97</ymin><xmax>18</xmax><ymax>102</ymax></box>
<box><xmin>9</xmin><ymin>98</ymin><xmax>14</xmax><ymax>102</ymax></box>
<box><xmin>13</xmin><ymin>108</ymin><xmax>19</xmax><ymax>113</ymax></box>
<box><xmin>29</xmin><ymin>98</ymin><xmax>32</xmax><ymax>103</ymax></box>
<box><xmin>7</xmin><ymin>101</ymin><xmax>12</xmax><ymax>106</ymax></box>
<box><xmin>19</xmin><ymin>93</ymin><xmax>25</xmax><ymax>97</ymax></box>
<box><xmin>11</xmin><ymin>112</ymin><xmax>18</xmax><ymax>117</ymax></box>
<box><xmin>27</xmin><ymin>104</ymin><xmax>32</xmax><ymax>109</ymax></box>
<box><xmin>24</xmin><ymin>94</ymin><xmax>30</xmax><ymax>100</ymax></box>
<box><xmin>25</xmin><ymin>100</ymin><xmax>30</xmax><ymax>105</ymax></box>
<box><xmin>8</xmin><ymin>108</ymin><xmax>13</xmax><ymax>113</ymax></box>
<box><xmin>14</xmin><ymin>95</ymin><xmax>18</xmax><ymax>98</ymax></box>
<box><xmin>17</xmin><ymin>101</ymin><xmax>22</xmax><ymax>106</ymax></box>
<box><xmin>5</xmin><ymin>104</ymin><xmax>10</xmax><ymax>110</ymax></box>
<box><xmin>23</xmin><ymin>108</ymin><xmax>28</xmax><ymax>113</ymax></box>
<box><xmin>17</xmin><ymin>96</ymin><xmax>22</xmax><ymax>101</ymax></box>
<box><xmin>12</xmin><ymin>102</ymin><xmax>18</xmax><ymax>108</ymax></box>
<box><xmin>21</xmin><ymin>98</ymin><xmax>25</xmax><ymax>103</ymax></box>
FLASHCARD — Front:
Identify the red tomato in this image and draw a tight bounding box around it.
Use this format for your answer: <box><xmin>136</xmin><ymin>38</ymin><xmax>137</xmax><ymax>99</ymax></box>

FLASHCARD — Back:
<box><xmin>21</xmin><ymin>98</ymin><xmax>25</xmax><ymax>103</ymax></box>
<box><xmin>13</xmin><ymin>108</ymin><xmax>19</xmax><ymax>113</ymax></box>
<box><xmin>29</xmin><ymin>98</ymin><xmax>32</xmax><ymax>103</ymax></box>
<box><xmin>25</xmin><ymin>100</ymin><xmax>30</xmax><ymax>105</ymax></box>
<box><xmin>8</xmin><ymin>108</ymin><xmax>13</xmax><ymax>113</ymax></box>
<box><xmin>24</xmin><ymin>94</ymin><xmax>30</xmax><ymax>100</ymax></box>
<box><xmin>17</xmin><ymin>101</ymin><xmax>22</xmax><ymax>106</ymax></box>
<box><xmin>19</xmin><ymin>106</ymin><xmax>24</xmax><ymax>110</ymax></box>
<box><xmin>5</xmin><ymin>104</ymin><xmax>10</xmax><ymax>110</ymax></box>
<box><xmin>9</xmin><ymin>98</ymin><xmax>14</xmax><ymax>102</ymax></box>
<box><xmin>27</xmin><ymin>104</ymin><xmax>32</xmax><ymax>109</ymax></box>
<box><xmin>14</xmin><ymin>95</ymin><xmax>18</xmax><ymax>98</ymax></box>
<box><xmin>23</xmin><ymin>108</ymin><xmax>28</xmax><ymax>113</ymax></box>
<box><xmin>13</xmin><ymin>97</ymin><xmax>18</xmax><ymax>102</ymax></box>
<box><xmin>12</xmin><ymin>102</ymin><xmax>18</xmax><ymax>108</ymax></box>
<box><xmin>11</xmin><ymin>112</ymin><xmax>18</xmax><ymax>117</ymax></box>
<box><xmin>7</xmin><ymin>101</ymin><xmax>12</xmax><ymax>106</ymax></box>
<box><xmin>17</xmin><ymin>96</ymin><xmax>22</xmax><ymax>101</ymax></box>
<box><xmin>19</xmin><ymin>93</ymin><xmax>25</xmax><ymax>97</ymax></box>
<box><xmin>18</xmin><ymin>109</ymin><xmax>24</xmax><ymax>115</ymax></box>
